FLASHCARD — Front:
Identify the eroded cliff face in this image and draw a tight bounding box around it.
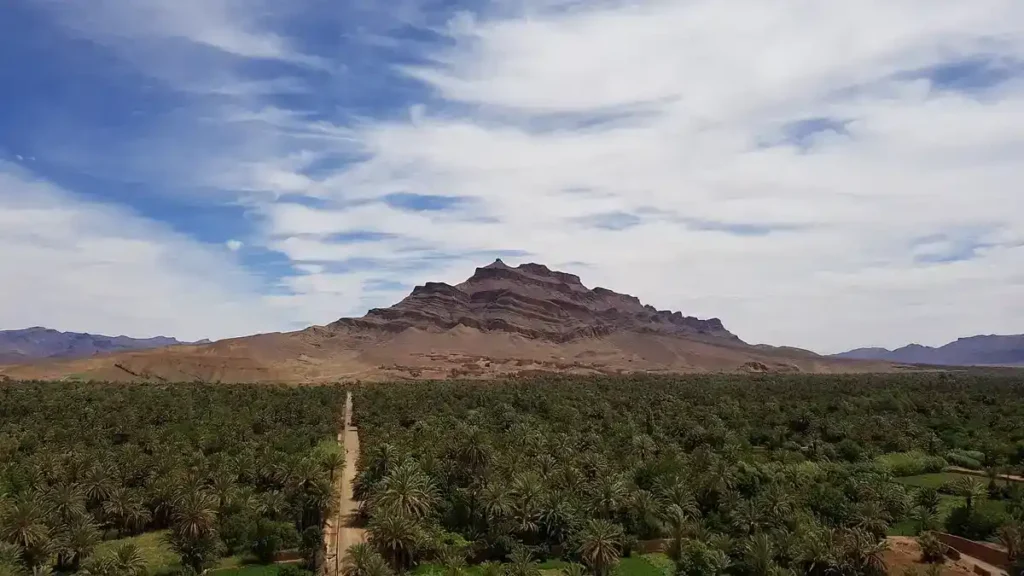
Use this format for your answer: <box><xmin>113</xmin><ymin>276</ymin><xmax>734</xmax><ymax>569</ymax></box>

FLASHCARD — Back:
<box><xmin>333</xmin><ymin>259</ymin><xmax>738</xmax><ymax>342</ymax></box>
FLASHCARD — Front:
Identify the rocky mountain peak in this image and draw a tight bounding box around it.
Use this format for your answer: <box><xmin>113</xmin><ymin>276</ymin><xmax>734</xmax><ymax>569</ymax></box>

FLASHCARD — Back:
<box><xmin>332</xmin><ymin>261</ymin><xmax>740</xmax><ymax>343</ymax></box>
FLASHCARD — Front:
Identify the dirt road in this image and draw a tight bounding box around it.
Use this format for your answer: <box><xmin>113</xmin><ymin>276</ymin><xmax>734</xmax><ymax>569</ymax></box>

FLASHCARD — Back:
<box><xmin>326</xmin><ymin>392</ymin><xmax>366</xmax><ymax>575</ymax></box>
<box><xmin>948</xmin><ymin>466</ymin><xmax>1024</xmax><ymax>484</ymax></box>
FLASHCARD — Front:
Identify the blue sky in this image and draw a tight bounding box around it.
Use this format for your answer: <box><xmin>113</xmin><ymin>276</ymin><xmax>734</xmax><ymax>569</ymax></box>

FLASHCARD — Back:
<box><xmin>1</xmin><ymin>0</ymin><xmax>1023</xmax><ymax>352</ymax></box>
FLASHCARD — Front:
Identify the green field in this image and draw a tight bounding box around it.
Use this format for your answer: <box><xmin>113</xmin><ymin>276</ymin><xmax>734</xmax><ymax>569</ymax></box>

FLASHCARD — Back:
<box><xmin>887</xmin><ymin>491</ymin><xmax>1011</xmax><ymax>536</ymax></box>
<box><xmin>94</xmin><ymin>531</ymin><xmax>179</xmax><ymax>573</ymax></box>
<box><xmin>96</xmin><ymin>531</ymin><xmax>251</xmax><ymax>574</ymax></box>
<box><xmin>893</xmin><ymin>472</ymin><xmax>977</xmax><ymax>489</ymax></box>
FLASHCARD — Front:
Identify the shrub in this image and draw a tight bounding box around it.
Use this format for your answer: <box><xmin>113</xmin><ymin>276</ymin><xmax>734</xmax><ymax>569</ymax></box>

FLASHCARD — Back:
<box><xmin>878</xmin><ymin>452</ymin><xmax>948</xmax><ymax>477</ymax></box>
<box><xmin>946</xmin><ymin>450</ymin><xmax>984</xmax><ymax>470</ymax></box>
<box><xmin>300</xmin><ymin>526</ymin><xmax>324</xmax><ymax>572</ymax></box>
<box><xmin>918</xmin><ymin>532</ymin><xmax>947</xmax><ymax>563</ymax></box>
<box><xmin>838</xmin><ymin>439</ymin><xmax>864</xmax><ymax>463</ymax></box>
<box><xmin>251</xmin><ymin>519</ymin><xmax>300</xmax><ymax>563</ymax></box>
<box><xmin>945</xmin><ymin>505</ymin><xmax>1007</xmax><ymax>541</ymax></box>
<box><xmin>676</xmin><ymin>540</ymin><xmax>728</xmax><ymax>576</ymax></box>
<box><xmin>915</xmin><ymin>487</ymin><xmax>941</xmax><ymax>513</ymax></box>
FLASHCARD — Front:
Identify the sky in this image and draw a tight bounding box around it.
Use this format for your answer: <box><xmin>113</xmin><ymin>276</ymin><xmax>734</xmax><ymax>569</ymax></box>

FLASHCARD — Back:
<box><xmin>1</xmin><ymin>0</ymin><xmax>1023</xmax><ymax>354</ymax></box>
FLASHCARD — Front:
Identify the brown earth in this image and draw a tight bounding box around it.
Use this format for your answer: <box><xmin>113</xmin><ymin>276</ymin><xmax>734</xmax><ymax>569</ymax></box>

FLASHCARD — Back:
<box><xmin>885</xmin><ymin>537</ymin><xmax>1008</xmax><ymax>576</ymax></box>
<box><xmin>0</xmin><ymin>260</ymin><xmax>899</xmax><ymax>383</ymax></box>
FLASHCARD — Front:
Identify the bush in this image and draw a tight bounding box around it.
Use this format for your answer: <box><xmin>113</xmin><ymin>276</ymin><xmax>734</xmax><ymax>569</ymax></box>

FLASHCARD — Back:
<box><xmin>676</xmin><ymin>540</ymin><xmax>728</xmax><ymax>576</ymax></box>
<box><xmin>300</xmin><ymin>525</ymin><xmax>324</xmax><ymax>572</ymax></box>
<box><xmin>220</xmin><ymin>510</ymin><xmax>258</xmax><ymax>555</ymax></box>
<box><xmin>945</xmin><ymin>505</ymin><xmax>1007</xmax><ymax>541</ymax></box>
<box><xmin>879</xmin><ymin>452</ymin><xmax>948</xmax><ymax>477</ymax></box>
<box><xmin>838</xmin><ymin>439</ymin><xmax>864</xmax><ymax>463</ymax></box>
<box><xmin>251</xmin><ymin>519</ymin><xmax>300</xmax><ymax>563</ymax></box>
<box><xmin>918</xmin><ymin>532</ymin><xmax>947</xmax><ymax>563</ymax></box>
<box><xmin>915</xmin><ymin>487</ymin><xmax>941</xmax><ymax>513</ymax></box>
<box><xmin>947</xmin><ymin>450</ymin><xmax>984</xmax><ymax>470</ymax></box>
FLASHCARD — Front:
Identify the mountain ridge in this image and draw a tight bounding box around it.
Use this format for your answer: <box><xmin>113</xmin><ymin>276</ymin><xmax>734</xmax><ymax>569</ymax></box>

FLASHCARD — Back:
<box><xmin>1</xmin><ymin>260</ymin><xmax>895</xmax><ymax>382</ymax></box>
<box><xmin>332</xmin><ymin>259</ymin><xmax>739</xmax><ymax>342</ymax></box>
<box><xmin>833</xmin><ymin>334</ymin><xmax>1024</xmax><ymax>366</ymax></box>
<box><xmin>0</xmin><ymin>327</ymin><xmax>206</xmax><ymax>364</ymax></box>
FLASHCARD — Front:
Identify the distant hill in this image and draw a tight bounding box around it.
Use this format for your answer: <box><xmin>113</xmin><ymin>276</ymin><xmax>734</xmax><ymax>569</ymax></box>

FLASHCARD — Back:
<box><xmin>0</xmin><ymin>260</ymin><xmax>890</xmax><ymax>383</ymax></box>
<box><xmin>834</xmin><ymin>334</ymin><xmax>1024</xmax><ymax>366</ymax></box>
<box><xmin>0</xmin><ymin>327</ymin><xmax>205</xmax><ymax>363</ymax></box>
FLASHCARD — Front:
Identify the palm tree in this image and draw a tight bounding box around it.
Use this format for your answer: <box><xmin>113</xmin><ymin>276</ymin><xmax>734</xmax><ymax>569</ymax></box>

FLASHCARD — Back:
<box><xmin>438</xmin><ymin>543</ymin><xmax>467</xmax><ymax>576</ymax></box>
<box><xmin>505</xmin><ymin>547</ymin><xmax>540</xmax><ymax>576</ymax></box>
<box><xmin>0</xmin><ymin>543</ymin><xmax>24</xmax><ymax>576</ymax></box>
<box><xmin>914</xmin><ymin>488</ymin><xmax>941</xmax><ymax>515</ymax></box>
<box><xmin>0</xmin><ymin>496</ymin><xmax>51</xmax><ymax>569</ymax></box>
<box><xmin>372</xmin><ymin>462</ymin><xmax>438</xmax><ymax>520</ymax></box>
<box><xmin>81</xmin><ymin>468</ymin><xmax>114</xmax><ymax>508</ymax></box>
<box><xmin>343</xmin><ymin>542</ymin><xmax>394</xmax><ymax>576</ymax></box>
<box><xmin>578</xmin><ymin>519</ymin><xmax>622</xmax><ymax>576</ymax></box>
<box><xmin>103</xmin><ymin>488</ymin><xmax>152</xmax><ymax>536</ymax></box>
<box><xmin>168</xmin><ymin>490</ymin><xmax>220</xmax><ymax>573</ymax></box>
<box><xmin>953</xmin><ymin>477</ymin><xmax>987</xmax><ymax>511</ymax></box>
<box><xmin>210</xmin><ymin>471</ymin><xmax>238</xmax><ymax>510</ymax></box>
<box><xmin>562</xmin><ymin>563</ymin><xmax>586</xmax><ymax>576</ymax></box>
<box><xmin>852</xmin><ymin>500</ymin><xmax>890</xmax><ymax>538</ymax></box>
<box><xmin>171</xmin><ymin>491</ymin><xmax>217</xmax><ymax>540</ymax></box>
<box><xmin>796</xmin><ymin>525</ymin><xmax>840</xmax><ymax>576</ymax></box>
<box><xmin>594</xmin><ymin>475</ymin><xmax>626</xmax><ymax>521</ymax></box>
<box><xmin>321</xmin><ymin>449</ymin><xmax>346</xmax><ymax>485</ymax></box>
<box><xmin>744</xmin><ymin>533</ymin><xmax>776</xmax><ymax>576</ymax></box>
<box><xmin>55</xmin><ymin>517</ymin><xmax>101</xmax><ymax>571</ymax></box>
<box><xmin>46</xmin><ymin>484</ymin><xmax>86</xmax><ymax>524</ymax></box>
<box><xmin>731</xmin><ymin>499</ymin><xmax>762</xmax><ymax>536</ymax></box>
<box><xmin>475</xmin><ymin>562</ymin><xmax>502</xmax><ymax>576</ymax></box>
<box><xmin>109</xmin><ymin>543</ymin><xmax>147</xmax><ymax>576</ymax></box>
<box><xmin>844</xmin><ymin>529</ymin><xmax>888</xmax><ymax>576</ymax></box>
<box><xmin>481</xmin><ymin>482</ymin><xmax>514</xmax><ymax>524</ymax></box>
<box><xmin>368</xmin><ymin>511</ymin><xmax>421</xmax><ymax>571</ymax></box>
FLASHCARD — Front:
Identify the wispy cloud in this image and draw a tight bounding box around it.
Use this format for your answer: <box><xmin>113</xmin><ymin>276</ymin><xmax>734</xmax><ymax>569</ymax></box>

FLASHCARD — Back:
<box><xmin>4</xmin><ymin>0</ymin><xmax>1024</xmax><ymax>352</ymax></box>
<box><xmin>0</xmin><ymin>163</ymin><xmax>294</xmax><ymax>340</ymax></box>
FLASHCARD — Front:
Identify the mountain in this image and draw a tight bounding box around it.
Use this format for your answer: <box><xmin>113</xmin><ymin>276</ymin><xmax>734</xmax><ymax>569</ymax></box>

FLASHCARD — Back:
<box><xmin>0</xmin><ymin>260</ymin><xmax>893</xmax><ymax>382</ymax></box>
<box><xmin>335</xmin><ymin>260</ymin><xmax>739</xmax><ymax>342</ymax></box>
<box><xmin>833</xmin><ymin>334</ymin><xmax>1024</xmax><ymax>366</ymax></box>
<box><xmin>0</xmin><ymin>327</ymin><xmax>203</xmax><ymax>364</ymax></box>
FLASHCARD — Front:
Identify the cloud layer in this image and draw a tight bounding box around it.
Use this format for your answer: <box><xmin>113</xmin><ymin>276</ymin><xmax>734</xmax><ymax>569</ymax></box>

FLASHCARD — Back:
<box><xmin>3</xmin><ymin>0</ymin><xmax>1023</xmax><ymax>352</ymax></box>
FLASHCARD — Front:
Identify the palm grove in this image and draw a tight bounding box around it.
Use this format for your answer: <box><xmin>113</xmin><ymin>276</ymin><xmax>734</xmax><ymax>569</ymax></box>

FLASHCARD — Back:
<box><xmin>348</xmin><ymin>374</ymin><xmax>1024</xmax><ymax>576</ymax></box>
<box><xmin>0</xmin><ymin>382</ymin><xmax>347</xmax><ymax>575</ymax></box>
<box><xmin>3</xmin><ymin>374</ymin><xmax>1024</xmax><ymax>576</ymax></box>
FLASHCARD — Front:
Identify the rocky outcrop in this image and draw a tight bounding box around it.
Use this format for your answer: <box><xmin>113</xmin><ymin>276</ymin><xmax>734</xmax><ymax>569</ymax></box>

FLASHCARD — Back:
<box><xmin>332</xmin><ymin>259</ymin><xmax>740</xmax><ymax>343</ymax></box>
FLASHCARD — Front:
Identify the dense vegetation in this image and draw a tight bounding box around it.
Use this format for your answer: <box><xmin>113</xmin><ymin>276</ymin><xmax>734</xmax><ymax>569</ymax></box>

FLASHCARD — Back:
<box><xmin>0</xmin><ymin>382</ymin><xmax>347</xmax><ymax>575</ymax></box>
<box><xmin>351</xmin><ymin>373</ymin><xmax>1024</xmax><ymax>576</ymax></box>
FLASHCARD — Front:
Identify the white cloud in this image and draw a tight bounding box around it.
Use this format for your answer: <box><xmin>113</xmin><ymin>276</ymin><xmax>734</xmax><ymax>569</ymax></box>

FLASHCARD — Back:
<box><xmin>226</xmin><ymin>239</ymin><xmax>244</xmax><ymax>251</ymax></box>
<box><xmin>19</xmin><ymin>0</ymin><xmax>1024</xmax><ymax>354</ymax></box>
<box><xmin>42</xmin><ymin>0</ymin><xmax>314</xmax><ymax>64</ymax></box>
<box><xmin>0</xmin><ymin>163</ymin><xmax>302</xmax><ymax>340</ymax></box>
<box><xmin>255</xmin><ymin>0</ymin><xmax>1024</xmax><ymax>353</ymax></box>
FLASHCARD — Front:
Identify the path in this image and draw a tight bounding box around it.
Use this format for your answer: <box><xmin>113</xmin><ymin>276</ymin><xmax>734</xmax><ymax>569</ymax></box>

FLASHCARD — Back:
<box><xmin>325</xmin><ymin>392</ymin><xmax>366</xmax><ymax>575</ymax></box>
<box><xmin>948</xmin><ymin>466</ymin><xmax>1024</xmax><ymax>484</ymax></box>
